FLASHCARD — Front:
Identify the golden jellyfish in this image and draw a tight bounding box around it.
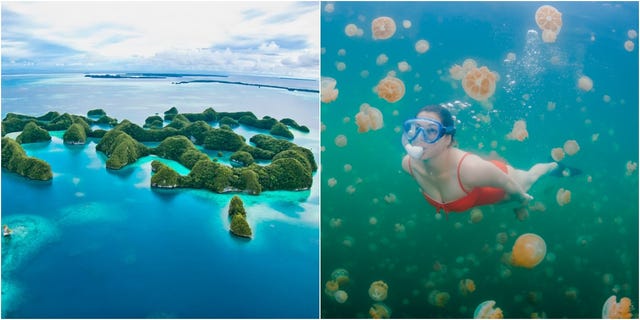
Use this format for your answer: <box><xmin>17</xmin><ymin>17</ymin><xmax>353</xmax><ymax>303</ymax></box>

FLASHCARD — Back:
<box><xmin>355</xmin><ymin>103</ymin><xmax>384</xmax><ymax>133</ymax></box>
<box><xmin>462</xmin><ymin>66</ymin><xmax>498</xmax><ymax>101</ymax></box>
<box><xmin>334</xmin><ymin>290</ymin><xmax>348</xmax><ymax>303</ymax></box>
<box><xmin>415</xmin><ymin>39</ymin><xmax>430</xmax><ymax>54</ymax></box>
<box><xmin>625</xmin><ymin>161</ymin><xmax>637</xmax><ymax>176</ymax></box>
<box><xmin>324</xmin><ymin>3</ymin><xmax>334</xmax><ymax>13</ymax></box>
<box><xmin>578</xmin><ymin>75</ymin><xmax>593</xmax><ymax>91</ymax></box>
<box><xmin>506</xmin><ymin>120</ymin><xmax>529</xmax><ymax>141</ymax></box>
<box><xmin>428</xmin><ymin>290</ymin><xmax>450</xmax><ymax>307</ymax></box>
<box><xmin>383</xmin><ymin>193</ymin><xmax>396</xmax><ymax>204</ymax></box>
<box><xmin>505</xmin><ymin>52</ymin><xmax>516</xmax><ymax>62</ymax></box>
<box><xmin>547</xmin><ymin>101</ymin><xmax>556</xmax><ymax>111</ymax></box>
<box><xmin>459</xmin><ymin>278</ymin><xmax>476</xmax><ymax>296</ymax></box>
<box><xmin>368</xmin><ymin>280</ymin><xmax>389</xmax><ymax>301</ymax></box>
<box><xmin>474</xmin><ymin>300</ymin><xmax>504</xmax><ymax>319</ymax></box>
<box><xmin>551</xmin><ymin>147</ymin><xmax>565</xmax><ymax>162</ymax></box>
<box><xmin>375</xmin><ymin>73</ymin><xmax>405</xmax><ymax>103</ymax></box>
<box><xmin>402</xmin><ymin>19</ymin><xmax>412</xmax><ymax>29</ymax></box>
<box><xmin>397</xmin><ymin>61</ymin><xmax>411</xmax><ymax>72</ymax></box>
<box><xmin>449</xmin><ymin>65</ymin><xmax>466</xmax><ymax>80</ymax></box>
<box><xmin>338</xmin><ymin>49</ymin><xmax>346</xmax><ymax>56</ymax></box>
<box><xmin>514</xmin><ymin>206</ymin><xmax>529</xmax><ymax>221</ymax></box>
<box><xmin>496</xmin><ymin>232</ymin><xmax>508</xmax><ymax>244</ymax></box>
<box><xmin>602</xmin><ymin>295</ymin><xmax>633</xmax><ymax>319</ymax></box>
<box><xmin>628</xmin><ymin>29</ymin><xmax>638</xmax><ymax>39</ymax></box>
<box><xmin>510</xmin><ymin>233</ymin><xmax>546</xmax><ymax>268</ymax></box>
<box><xmin>369</xmin><ymin>303</ymin><xmax>392</xmax><ymax>319</ymax></box>
<box><xmin>334</xmin><ymin>134</ymin><xmax>347</xmax><ymax>147</ymax></box>
<box><xmin>336</xmin><ymin>62</ymin><xmax>346</xmax><ymax>71</ymax></box>
<box><xmin>345</xmin><ymin>23</ymin><xmax>364</xmax><ymax>37</ymax></box>
<box><xmin>470</xmin><ymin>208</ymin><xmax>483</xmax><ymax>224</ymax></box>
<box><xmin>344</xmin><ymin>164</ymin><xmax>352</xmax><ymax>172</ymax></box>
<box><xmin>535</xmin><ymin>5</ymin><xmax>562</xmax><ymax>33</ymax></box>
<box><xmin>325</xmin><ymin>280</ymin><xmax>339</xmax><ymax>296</ymax></box>
<box><xmin>563</xmin><ymin>140</ymin><xmax>580</xmax><ymax>156</ymax></box>
<box><xmin>603</xmin><ymin>95</ymin><xmax>611</xmax><ymax>103</ymax></box>
<box><xmin>556</xmin><ymin>188</ymin><xmax>571</xmax><ymax>206</ymax></box>
<box><xmin>321</xmin><ymin>77</ymin><xmax>339</xmax><ymax>103</ymax></box>
<box><xmin>624</xmin><ymin>40</ymin><xmax>635</xmax><ymax>52</ymax></box>
<box><xmin>376</xmin><ymin>54</ymin><xmax>389</xmax><ymax>66</ymax></box>
<box><xmin>327</xmin><ymin>178</ymin><xmax>337</xmax><ymax>188</ymax></box>
<box><xmin>331</xmin><ymin>268</ymin><xmax>350</xmax><ymax>286</ymax></box>
<box><xmin>371</xmin><ymin>16</ymin><xmax>396</xmax><ymax>40</ymax></box>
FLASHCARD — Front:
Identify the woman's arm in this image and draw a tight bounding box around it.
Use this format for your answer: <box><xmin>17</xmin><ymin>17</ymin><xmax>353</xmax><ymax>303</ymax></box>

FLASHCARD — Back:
<box><xmin>459</xmin><ymin>155</ymin><xmax>533</xmax><ymax>201</ymax></box>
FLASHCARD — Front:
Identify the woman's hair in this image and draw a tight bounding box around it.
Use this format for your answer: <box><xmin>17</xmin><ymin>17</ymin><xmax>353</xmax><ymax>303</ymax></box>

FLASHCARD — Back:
<box><xmin>417</xmin><ymin>104</ymin><xmax>456</xmax><ymax>145</ymax></box>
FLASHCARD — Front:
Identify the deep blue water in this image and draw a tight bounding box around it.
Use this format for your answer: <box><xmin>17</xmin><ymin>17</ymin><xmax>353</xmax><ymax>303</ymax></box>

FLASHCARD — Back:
<box><xmin>321</xmin><ymin>2</ymin><xmax>638</xmax><ymax>319</ymax></box>
<box><xmin>1</xmin><ymin>75</ymin><xmax>320</xmax><ymax>318</ymax></box>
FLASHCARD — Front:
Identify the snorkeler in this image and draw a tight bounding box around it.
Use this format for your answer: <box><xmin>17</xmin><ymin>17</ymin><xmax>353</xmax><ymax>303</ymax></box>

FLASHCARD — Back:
<box><xmin>401</xmin><ymin>104</ymin><xmax>558</xmax><ymax>215</ymax></box>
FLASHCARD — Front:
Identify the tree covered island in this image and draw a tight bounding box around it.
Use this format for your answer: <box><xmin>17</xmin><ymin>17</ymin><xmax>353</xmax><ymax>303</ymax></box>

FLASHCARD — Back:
<box><xmin>1</xmin><ymin>107</ymin><xmax>317</xmax><ymax>194</ymax></box>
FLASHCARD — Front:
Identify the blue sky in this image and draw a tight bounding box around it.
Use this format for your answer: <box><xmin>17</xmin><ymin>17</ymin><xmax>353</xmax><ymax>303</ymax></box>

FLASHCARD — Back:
<box><xmin>1</xmin><ymin>2</ymin><xmax>319</xmax><ymax>78</ymax></box>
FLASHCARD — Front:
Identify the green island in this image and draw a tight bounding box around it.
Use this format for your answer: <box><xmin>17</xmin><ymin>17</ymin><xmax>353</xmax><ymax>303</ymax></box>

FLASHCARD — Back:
<box><xmin>1</xmin><ymin>107</ymin><xmax>316</xmax><ymax>194</ymax></box>
<box><xmin>228</xmin><ymin>195</ymin><xmax>252</xmax><ymax>238</ymax></box>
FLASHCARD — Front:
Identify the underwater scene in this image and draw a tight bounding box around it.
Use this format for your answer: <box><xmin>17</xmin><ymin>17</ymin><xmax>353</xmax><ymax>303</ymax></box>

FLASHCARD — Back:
<box><xmin>1</xmin><ymin>73</ymin><xmax>320</xmax><ymax>318</ymax></box>
<box><xmin>320</xmin><ymin>2</ymin><xmax>638</xmax><ymax>319</ymax></box>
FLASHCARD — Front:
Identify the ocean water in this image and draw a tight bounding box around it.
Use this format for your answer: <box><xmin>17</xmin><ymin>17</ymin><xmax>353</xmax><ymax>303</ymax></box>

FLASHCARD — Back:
<box><xmin>320</xmin><ymin>2</ymin><xmax>638</xmax><ymax>319</ymax></box>
<box><xmin>1</xmin><ymin>74</ymin><xmax>320</xmax><ymax>318</ymax></box>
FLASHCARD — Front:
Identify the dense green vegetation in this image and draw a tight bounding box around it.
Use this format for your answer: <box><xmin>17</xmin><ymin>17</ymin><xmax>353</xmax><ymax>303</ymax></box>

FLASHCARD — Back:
<box><xmin>87</xmin><ymin>109</ymin><xmax>107</xmax><ymax>117</ymax></box>
<box><xmin>1</xmin><ymin>137</ymin><xmax>52</xmax><ymax>180</ymax></box>
<box><xmin>16</xmin><ymin>122</ymin><xmax>51</xmax><ymax>144</ymax></box>
<box><xmin>269</xmin><ymin>121</ymin><xmax>294</xmax><ymax>139</ymax></box>
<box><xmin>150</xmin><ymin>161</ymin><xmax>181</xmax><ymax>188</ymax></box>
<box><xmin>63</xmin><ymin>123</ymin><xmax>88</xmax><ymax>144</ymax></box>
<box><xmin>281</xmin><ymin>118</ymin><xmax>310</xmax><ymax>133</ymax></box>
<box><xmin>144</xmin><ymin>115</ymin><xmax>164</xmax><ymax>129</ymax></box>
<box><xmin>95</xmin><ymin>130</ymin><xmax>150</xmax><ymax>169</ymax></box>
<box><xmin>230</xmin><ymin>151</ymin><xmax>254</xmax><ymax>167</ymax></box>
<box><xmin>219</xmin><ymin>116</ymin><xmax>239</xmax><ymax>128</ymax></box>
<box><xmin>229</xmin><ymin>214</ymin><xmax>252</xmax><ymax>238</ymax></box>
<box><xmin>228</xmin><ymin>195</ymin><xmax>246</xmax><ymax>216</ymax></box>
<box><xmin>202</xmin><ymin>128</ymin><xmax>245</xmax><ymax>151</ymax></box>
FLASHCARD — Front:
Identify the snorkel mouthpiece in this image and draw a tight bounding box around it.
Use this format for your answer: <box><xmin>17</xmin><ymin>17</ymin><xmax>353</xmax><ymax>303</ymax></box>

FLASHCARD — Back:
<box><xmin>404</xmin><ymin>143</ymin><xmax>424</xmax><ymax>159</ymax></box>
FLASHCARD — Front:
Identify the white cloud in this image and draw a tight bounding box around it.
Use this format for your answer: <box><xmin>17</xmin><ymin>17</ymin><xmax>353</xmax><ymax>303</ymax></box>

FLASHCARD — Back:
<box><xmin>2</xmin><ymin>1</ymin><xmax>319</xmax><ymax>77</ymax></box>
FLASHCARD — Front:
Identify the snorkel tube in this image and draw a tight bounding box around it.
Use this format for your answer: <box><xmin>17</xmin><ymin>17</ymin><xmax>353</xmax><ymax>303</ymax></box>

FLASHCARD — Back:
<box><xmin>402</xmin><ymin>133</ymin><xmax>424</xmax><ymax>160</ymax></box>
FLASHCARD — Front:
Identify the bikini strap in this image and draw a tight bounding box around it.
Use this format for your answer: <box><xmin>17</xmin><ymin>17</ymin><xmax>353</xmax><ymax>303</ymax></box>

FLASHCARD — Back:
<box><xmin>457</xmin><ymin>152</ymin><xmax>472</xmax><ymax>194</ymax></box>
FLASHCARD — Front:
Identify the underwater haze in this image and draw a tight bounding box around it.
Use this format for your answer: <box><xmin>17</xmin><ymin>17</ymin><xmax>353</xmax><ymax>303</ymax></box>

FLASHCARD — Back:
<box><xmin>320</xmin><ymin>1</ymin><xmax>638</xmax><ymax>318</ymax></box>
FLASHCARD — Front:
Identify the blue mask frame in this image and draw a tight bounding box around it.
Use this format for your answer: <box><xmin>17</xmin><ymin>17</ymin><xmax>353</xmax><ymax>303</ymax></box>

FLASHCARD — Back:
<box><xmin>403</xmin><ymin>117</ymin><xmax>455</xmax><ymax>144</ymax></box>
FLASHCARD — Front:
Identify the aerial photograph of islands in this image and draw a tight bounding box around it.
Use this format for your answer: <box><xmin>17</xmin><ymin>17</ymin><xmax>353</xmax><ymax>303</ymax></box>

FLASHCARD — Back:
<box><xmin>1</xmin><ymin>2</ymin><xmax>320</xmax><ymax>318</ymax></box>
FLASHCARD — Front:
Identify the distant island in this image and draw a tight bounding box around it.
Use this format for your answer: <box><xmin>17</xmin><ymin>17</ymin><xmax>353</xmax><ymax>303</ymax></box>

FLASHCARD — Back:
<box><xmin>84</xmin><ymin>73</ymin><xmax>228</xmax><ymax>79</ymax></box>
<box><xmin>172</xmin><ymin>79</ymin><xmax>319</xmax><ymax>93</ymax></box>
<box><xmin>1</xmin><ymin>107</ymin><xmax>317</xmax><ymax>194</ymax></box>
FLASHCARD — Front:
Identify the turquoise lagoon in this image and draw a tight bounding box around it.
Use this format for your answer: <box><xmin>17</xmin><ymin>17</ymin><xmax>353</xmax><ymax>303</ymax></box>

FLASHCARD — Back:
<box><xmin>1</xmin><ymin>73</ymin><xmax>319</xmax><ymax>318</ymax></box>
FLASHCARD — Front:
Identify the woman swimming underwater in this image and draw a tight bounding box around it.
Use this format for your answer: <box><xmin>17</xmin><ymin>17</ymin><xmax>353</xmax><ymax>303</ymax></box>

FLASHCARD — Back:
<box><xmin>402</xmin><ymin>104</ymin><xmax>558</xmax><ymax>215</ymax></box>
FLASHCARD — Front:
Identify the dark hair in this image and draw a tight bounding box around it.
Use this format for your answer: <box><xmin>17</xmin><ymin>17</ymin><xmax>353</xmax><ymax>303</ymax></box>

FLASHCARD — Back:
<box><xmin>417</xmin><ymin>104</ymin><xmax>456</xmax><ymax>145</ymax></box>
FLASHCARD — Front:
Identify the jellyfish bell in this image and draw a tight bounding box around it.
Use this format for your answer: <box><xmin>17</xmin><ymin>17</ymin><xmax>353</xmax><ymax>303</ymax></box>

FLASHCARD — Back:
<box><xmin>462</xmin><ymin>66</ymin><xmax>498</xmax><ymax>101</ymax></box>
<box><xmin>345</xmin><ymin>23</ymin><xmax>363</xmax><ymax>37</ymax></box>
<box><xmin>368</xmin><ymin>280</ymin><xmax>389</xmax><ymax>301</ymax></box>
<box><xmin>563</xmin><ymin>140</ymin><xmax>580</xmax><ymax>156</ymax></box>
<box><xmin>551</xmin><ymin>147</ymin><xmax>565</xmax><ymax>162</ymax></box>
<box><xmin>371</xmin><ymin>16</ymin><xmax>396</xmax><ymax>40</ymax></box>
<box><xmin>369</xmin><ymin>303</ymin><xmax>392</xmax><ymax>319</ymax></box>
<box><xmin>510</xmin><ymin>233</ymin><xmax>547</xmax><ymax>268</ymax></box>
<box><xmin>624</xmin><ymin>40</ymin><xmax>635</xmax><ymax>52</ymax></box>
<box><xmin>428</xmin><ymin>290</ymin><xmax>451</xmax><ymax>307</ymax></box>
<box><xmin>474</xmin><ymin>300</ymin><xmax>504</xmax><ymax>319</ymax></box>
<box><xmin>628</xmin><ymin>29</ymin><xmax>638</xmax><ymax>39</ymax></box>
<box><xmin>541</xmin><ymin>29</ymin><xmax>558</xmax><ymax>43</ymax></box>
<box><xmin>376</xmin><ymin>74</ymin><xmax>406</xmax><ymax>103</ymax></box>
<box><xmin>535</xmin><ymin>5</ymin><xmax>562</xmax><ymax>33</ymax></box>
<box><xmin>355</xmin><ymin>103</ymin><xmax>384</xmax><ymax>133</ymax></box>
<box><xmin>331</xmin><ymin>268</ymin><xmax>350</xmax><ymax>286</ymax></box>
<box><xmin>325</xmin><ymin>280</ymin><xmax>339</xmax><ymax>296</ymax></box>
<box><xmin>334</xmin><ymin>134</ymin><xmax>347</xmax><ymax>147</ymax></box>
<box><xmin>578</xmin><ymin>76</ymin><xmax>593</xmax><ymax>91</ymax></box>
<box><xmin>602</xmin><ymin>295</ymin><xmax>633</xmax><ymax>319</ymax></box>
<box><xmin>458</xmin><ymin>278</ymin><xmax>476</xmax><ymax>296</ymax></box>
<box><xmin>506</xmin><ymin>120</ymin><xmax>529</xmax><ymax>141</ymax></box>
<box><xmin>376</xmin><ymin>54</ymin><xmax>389</xmax><ymax>66</ymax></box>
<box><xmin>321</xmin><ymin>77</ymin><xmax>339</xmax><ymax>103</ymax></box>
<box><xmin>469</xmin><ymin>208</ymin><xmax>483</xmax><ymax>224</ymax></box>
<box><xmin>334</xmin><ymin>290</ymin><xmax>349</xmax><ymax>303</ymax></box>
<box><xmin>415</xmin><ymin>39</ymin><xmax>430</xmax><ymax>54</ymax></box>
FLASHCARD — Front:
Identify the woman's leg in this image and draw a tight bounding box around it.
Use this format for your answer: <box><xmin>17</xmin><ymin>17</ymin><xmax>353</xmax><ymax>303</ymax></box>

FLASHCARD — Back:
<box><xmin>508</xmin><ymin>162</ymin><xmax>558</xmax><ymax>192</ymax></box>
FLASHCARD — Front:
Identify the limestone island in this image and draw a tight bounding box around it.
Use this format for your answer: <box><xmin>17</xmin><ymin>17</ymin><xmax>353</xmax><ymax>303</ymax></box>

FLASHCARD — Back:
<box><xmin>1</xmin><ymin>137</ymin><xmax>53</xmax><ymax>181</ymax></box>
<box><xmin>228</xmin><ymin>195</ymin><xmax>252</xmax><ymax>239</ymax></box>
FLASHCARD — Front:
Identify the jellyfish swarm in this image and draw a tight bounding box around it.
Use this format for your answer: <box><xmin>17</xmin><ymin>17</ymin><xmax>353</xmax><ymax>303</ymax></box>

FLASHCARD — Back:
<box><xmin>556</xmin><ymin>188</ymin><xmax>571</xmax><ymax>206</ymax></box>
<box><xmin>510</xmin><ymin>233</ymin><xmax>546</xmax><ymax>268</ymax></box>
<box><xmin>602</xmin><ymin>295</ymin><xmax>633</xmax><ymax>319</ymax></box>
<box><xmin>462</xmin><ymin>66</ymin><xmax>499</xmax><ymax>102</ymax></box>
<box><xmin>368</xmin><ymin>280</ymin><xmax>389</xmax><ymax>301</ymax></box>
<box><xmin>371</xmin><ymin>16</ymin><xmax>396</xmax><ymax>40</ymax></box>
<box><xmin>563</xmin><ymin>140</ymin><xmax>580</xmax><ymax>156</ymax></box>
<box><xmin>321</xmin><ymin>77</ymin><xmax>339</xmax><ymax>103</ymax></box>
<box><xmin>375</xmin><ymin>73</ymin><xmax>405</xmax><ymax>103</ymax></box>
<box><xmin>535</xmin><ymin>5</ymin><xmax>562</xmax><ymax>43</ymax></box>
<box><xmin>474</xmin><ymin>300</ymin><xmax>504</xmax><ymax>319</ymax></box>
<box><xmin>369</xmin><ymin>303</ymin><xmax>392</xmax><ymax>319</ymax></box>
<box><xmin>506</xmin><ymin>120</ymin><xmax>529</xmax><ymax>141</ymax></box>
<box><xmin>355</xmin><ymin>103</ymin><xmax>384</xmax><ymax>133</ymax></box>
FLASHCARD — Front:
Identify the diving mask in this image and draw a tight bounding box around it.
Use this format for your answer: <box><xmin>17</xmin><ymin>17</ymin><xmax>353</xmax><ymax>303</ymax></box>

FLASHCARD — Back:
<box><xmin>402</xmin><ymin>117</ymin><xmax>455</xmax><ymax>159</ymax></box>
